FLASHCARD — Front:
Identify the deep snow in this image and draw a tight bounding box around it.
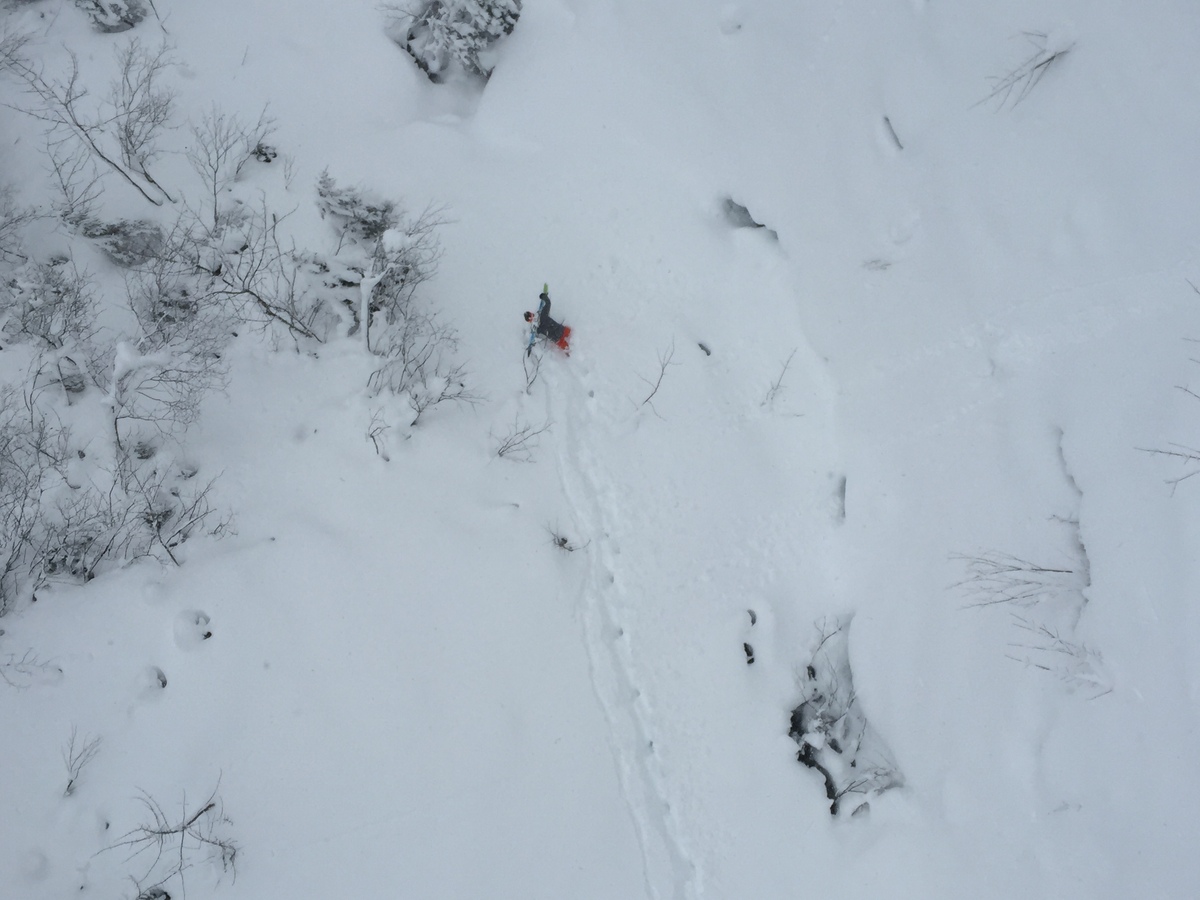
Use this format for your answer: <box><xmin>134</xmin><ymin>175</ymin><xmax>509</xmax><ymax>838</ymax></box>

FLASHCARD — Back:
<box><xmin>3</xmin><ymin>1</ymin><xmax>1200</xmax><ymax>898</ymax></box>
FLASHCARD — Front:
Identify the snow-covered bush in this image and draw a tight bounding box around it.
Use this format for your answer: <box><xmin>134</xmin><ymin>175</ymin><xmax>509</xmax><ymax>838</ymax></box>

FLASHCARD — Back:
<box><xmin>386</xmin><ymin>0</ymin><xmax>522</xmax><ymax>82</ymax></box>
<box><xmin>365</xmin><ymin>210</ymin><xmax>444</xmax><ymax>328</ymax></box>
<box><xmin>1</xmin><ymin>259</ymin><xmax>98</xmax><ymax>352</ymax></box>
<box><xmin>0</xmin><ymin>198</ymin><xmax>230</xmax><ymax>614</ymax></box>
<box><xmin>788</xmin><ymin>616</ymin><xmax>903</xmax><ymax>817</ymax></box>
<box><xmin>2</xmin><ymin>421</ymin><xmax>227</xmax><ymax>610</ymax></box>
<box><xmin>315</xmin><ymin>173</ymin><xmax>470</xmax><ymax>420</ymax></box>
<box><xmin>80</xmin><ymin>218</ymin><xmax>164</xmax><ymax>267</ymax></box>
<box><xmin>317</xmin><ymin>169</ymin><xmax>398</xmax><ymax>246</ymax></box>
<box><xmin>316</xmin><ymin>171</ymin><xmax>448</xmax><ymax>345</ymax></box>
<box><xmin>75</xmin><ymin>0</ymin><xmax>148</xmax><ymax>34</ymax></box>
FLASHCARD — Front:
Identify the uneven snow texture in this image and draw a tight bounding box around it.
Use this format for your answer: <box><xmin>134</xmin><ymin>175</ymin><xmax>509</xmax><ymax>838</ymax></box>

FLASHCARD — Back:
<box><xmin>3</xmin><ymin>0</ymin><xmax>1200</xmax><ymax>898</ymax></box>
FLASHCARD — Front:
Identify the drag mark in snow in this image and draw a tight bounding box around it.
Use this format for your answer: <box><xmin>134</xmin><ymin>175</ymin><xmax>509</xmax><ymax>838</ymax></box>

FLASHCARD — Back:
<box><xmin>546</xmin><ymin>364</ymin><xmax>700</xmax><ymax>900</ymax></box>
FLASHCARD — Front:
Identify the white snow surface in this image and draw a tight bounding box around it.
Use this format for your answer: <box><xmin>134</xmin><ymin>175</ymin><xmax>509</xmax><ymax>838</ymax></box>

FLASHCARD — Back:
<box><xmin>3</xmin><ymin>1</ymin><xmax>1200</xmax><ymax>898</ymax></box>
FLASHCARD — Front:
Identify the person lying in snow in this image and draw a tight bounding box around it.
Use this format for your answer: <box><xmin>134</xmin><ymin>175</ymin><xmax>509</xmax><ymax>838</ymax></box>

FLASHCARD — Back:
<box><xmin>525</xmin><ymin>285</ymin><xmax>571</xmax><ymax>355</ymax></box>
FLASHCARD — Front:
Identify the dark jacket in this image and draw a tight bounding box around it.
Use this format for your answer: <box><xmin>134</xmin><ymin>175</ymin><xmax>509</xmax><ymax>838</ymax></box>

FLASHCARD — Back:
<box><xmin>535</xmin><ymin>293</ymin><xmax>565</xmax><ymax>342</ymax></box>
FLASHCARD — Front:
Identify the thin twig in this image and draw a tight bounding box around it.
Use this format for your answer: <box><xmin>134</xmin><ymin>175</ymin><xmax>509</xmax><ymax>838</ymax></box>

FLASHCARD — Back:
<box><xmin>639</xmin><ymin>339</ymin><xmax>678</xmax><ymax>416</ymax></box>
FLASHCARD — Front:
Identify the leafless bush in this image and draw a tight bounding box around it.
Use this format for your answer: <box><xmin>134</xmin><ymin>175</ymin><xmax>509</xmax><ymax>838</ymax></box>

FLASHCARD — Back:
<box><xmin>40</xmin><ymin>479</ymin><xmax>151</xmax><ymax>581</ymax></box>
<box><xmin>125</xmin><ymin>466</ymin><xmax>231</xmax><ymax>565</ymax></box>
<box><xmin>206</xmin><ymin>201</ymin><xmax>323</xmax><ymax>342</ymax></box>
<box><xmin>63</xmin><ymin>725</ymin><xmax>102</xmax><ymax>796</ymax></box>
<box><xmin>367</xmin><ymin>307</ymin><xmax>477</xmax><ymax>425</ymax></box>
<box><xmin>106</xmin><ymin>782</ymin><xmax>238</xmax><ymax>899</ymax></box>
<box><xmin>110</xmin><ymin>39</ymin><xmax>176</xmax><ymax>201</ymax></box>
<box><xmin>1140</xmin><ymin>305</ymin><xmax>1200</xmax><ymax>489</ymax></box>
<box><xmin>45</xmin><ymin>137</ymin><xmax>103</xmax><ymax>228</ymax></box>
<box><xmin>366</xmin><ymin>408</ymin><xmax>392</xmax><ymax>460</ymax></box>
<box><xmin>494</xmin><ymin>415</ymin><xmax>550</xmax><ymax>461</ymax></box>
<box><xmin>6</xmin><ymin>42</ymin><xmax>174</xmax><ymax>205</ymax></box>
<box><xmin>0</xmin><ymin>183</ymin><xmax>35</xmax><ymax>262</ymax></box>
<box><xmin>1</xmin><ymin>384</ymin><xmax>228</xmax><ymax>600</ymax></box>
<box><xmin>0</xmin><ymin>650</ymin><xmax>62</xmax><ymax>687</ymax></box>
<box><xmin>978</xmin><ymin>31</ymin><xmax>1074</xmax><ymax>110</ymax></box>
<box><xmin>0</xmin><ymin>395</ymin><xmax>70</xmax><ymax>614</ymax></box>
<box><xmin>186</xmin><ymin>105</ymin><xmax>276</xmax><ymax>236</ymax></box>
<box><xmin>127</xmin><ymin>247</ymin><xmax>227</xmax><ymax>350</ymax></box>
<box><xmin>1007</xmin><ymin>614</ymin><xmax>1112</xmax><ymax>698</ymax></box>
<box><xmin>1142</xmin><ymin>442</ymin><xmax>1200</xmax><ymax>490</ymax></box>
<box><xmin>953</xmin><ymin>551</ymin><xmax>1086</xmax><ymax>609</ymax></box>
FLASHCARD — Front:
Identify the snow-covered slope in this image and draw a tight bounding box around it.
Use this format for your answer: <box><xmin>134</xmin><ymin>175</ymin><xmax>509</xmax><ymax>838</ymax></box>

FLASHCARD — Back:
<box><xmin>3</xmin><ymin>1</ymin><xmax>1200</xmax><ymax>898</ymax></box>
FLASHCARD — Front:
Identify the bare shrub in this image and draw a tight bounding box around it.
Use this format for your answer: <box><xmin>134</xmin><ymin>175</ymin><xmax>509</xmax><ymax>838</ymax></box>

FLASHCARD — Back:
<box><xmin>109</xmin><ymin>39</ymin><xmax>176</xmax><ymax>201</ymax></box>
<box><xmin>1007</xmin><ymin>614</ymin><xmax>1112</xmax><ymax>698</ymax></box>
<box><xmin>0</xmin><ymin>183</ymin><xmax>35</xmax><ymax>263</ymax></box>
<box><xmin>127</xmin><ymin>247</ymin><xmax>227</xmax><ymax>350</ymax></box>
<box><xmin>368</xmin><ymin>307</ymin><xmax>477</xmax><ymax>425</ymax></box>
<box><xmin>0</xmin><ymin>393</ymin><xmax>70</xmax><ymax>614</ymax></box>
<box><xmin>979</xmin><ymin>31</ymin><xmax>1074</xmax><ymax>110</ymax></box>
<box><xmin>953</xmin><ymin>551</ymin><xmax>1086</xmax><ymax>609</ymax></box>
<box><xmin>1140</xmin><ymin>300</ymin><xmax>1200</xmax><ymax>489</ymax></box>
<box><xmin>106</xmin><ymin>782</ymin><xmax>238</xmax><ymax>898</ymax></box>
<box><xmin>0</xmin><ymin>650</ymin><xmax>62</xmax><ymax>687</ymax></box>
<box><xmin>366</xmin><ymin>408</ymin><xmax>392</xmax><ymax>460</ymax></box>
<box><xmin>125</xmin><ymin>465</ymin><xmax>231</xmax><ymax>565</ymax></box>
<box><xmin>186</xmin><ymin>105</ymin><xmax>276</xmax><ymax>236</ymax></box>
<box><xmin>6</xmin><ymin>42</ymin><xmax>174</xmax><ymax>205</ymax></box>
<box><xmin>207</xmin><ymin>201</ymin><xmax>324</xmax><ymax>342</ymax></box>
<box><xmin>45</xmin><ymin>137</ymin><xmax>103</xmax><ymax>228</ymax></box>
<box><xmin>314</xmin><ymin>173</ymin><xmax>450</xmax><ymax>354</ymax></box>
<box><xmin>0</xmin><ymin>29</ymin><xmax>30</xmax><ymax>75</ymax></box>
<box><xmin>493</xmin><ymin>415</ymin><xmax>550</xmax><ymax>461</ymax></box>
<box><xmin>63</xmin><ymin>725</ymin><xmax>102</xmax><ymax>796</ymax></box>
